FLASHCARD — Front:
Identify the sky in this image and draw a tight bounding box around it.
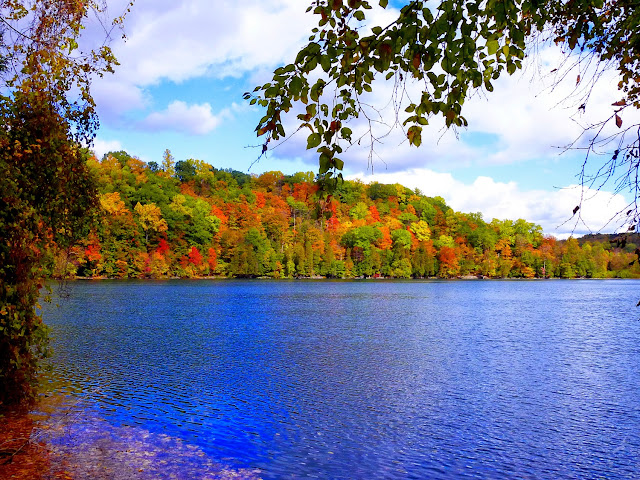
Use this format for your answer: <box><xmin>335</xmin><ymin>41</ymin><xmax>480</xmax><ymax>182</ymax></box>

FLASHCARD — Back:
<box><xmin>85</xmin><ymin>0</ymin><xmax>638</xmax><ymax>238</ymax></box>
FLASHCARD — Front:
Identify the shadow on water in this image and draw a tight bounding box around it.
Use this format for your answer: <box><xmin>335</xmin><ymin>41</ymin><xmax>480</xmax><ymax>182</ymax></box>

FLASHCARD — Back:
<box><xmin>0</xmin><ymin>376</ymin><xmax>262</xmax><ymax>480</ymax></box>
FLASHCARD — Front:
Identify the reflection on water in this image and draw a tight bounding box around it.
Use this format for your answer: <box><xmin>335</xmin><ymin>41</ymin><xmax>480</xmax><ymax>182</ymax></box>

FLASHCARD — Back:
<box><xmin>38</xmin><ymin>279</ymin><xmax>640</xmax><ymax>479</ymax></box>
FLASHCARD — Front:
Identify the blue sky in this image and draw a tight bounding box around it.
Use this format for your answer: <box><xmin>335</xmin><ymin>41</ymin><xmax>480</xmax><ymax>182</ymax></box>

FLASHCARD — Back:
<box><xmin>87</xmin><ymin>0</ymin><xmax>638</xmax><ymax>238</ymax></box>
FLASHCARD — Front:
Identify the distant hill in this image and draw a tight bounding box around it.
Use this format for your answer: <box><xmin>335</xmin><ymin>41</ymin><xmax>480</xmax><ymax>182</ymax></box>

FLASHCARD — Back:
<box><xmin>576</xmin><ymin>233</ymin><xmax>640</xmax><ymax>248</ymax></box>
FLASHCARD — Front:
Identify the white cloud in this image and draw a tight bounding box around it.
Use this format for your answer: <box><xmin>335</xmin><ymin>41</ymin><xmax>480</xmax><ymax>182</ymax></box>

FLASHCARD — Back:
<box><xmin>458</xmin><ymin>47</ymin><xmax>640</xmax><ymax>166</ymax></box>
<box><xmin>102</xmin><ymin>0</ymin><xmax>316</xmax><ymax>86</ymax></box>
<box><xmin>92</xmin><ymin>78</ymin><xmax>149</xmax><ymax>123</ymax></box>
<box><xmin>349</xmin><ymin>168</ymin><xmax>630</xmax><ymax>237</ymax></box>
<box><xmin>91</xmin><ymin>138</ymin><xmax>123</xmax><ymax>159</ymax></box>
<box><xmin>140</xmin><ymin>101</ymin><xmax>227</xmax><ymax>135</ymax></box>
<box><xmin>86</xmin><ymin>0</ymin><xmax>318</xmax><ymax>128</ymax></box>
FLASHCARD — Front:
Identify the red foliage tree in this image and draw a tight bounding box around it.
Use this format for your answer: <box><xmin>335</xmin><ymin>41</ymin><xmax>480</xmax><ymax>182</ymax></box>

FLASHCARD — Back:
<box><xmin>254</xmin><ymin>191</ymin><xmax>266</xmax><ymax>209</ymax></box>
<box><xmin>368</xmin><ymin>204</ymin><xmax>381</xmax><ymax>223</ymax></box>
<box><xmin>85</xmin><ymin>243</ymin><xmax>102</xmax><ymax>263</ymax></box>
<box><xmin>157</xmin><ymin>238</ymin><xmax>171</xmax><ymax>255</ymax></box>
<box><xmin>188</xmin><ymin>246</ymin><xmax>203</xmax><ymax>266</ymax></box>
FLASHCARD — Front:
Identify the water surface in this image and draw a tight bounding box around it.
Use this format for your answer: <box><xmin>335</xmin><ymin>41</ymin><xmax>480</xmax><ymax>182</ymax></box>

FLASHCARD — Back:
<box><xmin>40</xmin><ymin>279</ymin><xmax>640</xmax><ymax>479</ymax></box>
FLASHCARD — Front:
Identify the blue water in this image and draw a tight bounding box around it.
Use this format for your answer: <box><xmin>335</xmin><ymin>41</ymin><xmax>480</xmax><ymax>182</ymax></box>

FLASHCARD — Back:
<box><xmin>41</xmin><ymin>279</ymin><xmax>640</xmax><ymax>479</ymax></box>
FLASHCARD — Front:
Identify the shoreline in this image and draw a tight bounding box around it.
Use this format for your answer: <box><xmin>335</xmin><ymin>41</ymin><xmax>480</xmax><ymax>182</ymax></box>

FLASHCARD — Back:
<box><xmin>56</xmin><ymin>275</ymin><xmax>636</xmax><ymax>281</ymax></box>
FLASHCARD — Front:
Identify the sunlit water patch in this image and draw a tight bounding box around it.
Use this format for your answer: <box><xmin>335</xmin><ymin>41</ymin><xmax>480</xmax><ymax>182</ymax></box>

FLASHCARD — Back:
<box><xmin>38</xmin><ymin>279</ymin><xmax>640</xmax><ymax>479</ymax></box>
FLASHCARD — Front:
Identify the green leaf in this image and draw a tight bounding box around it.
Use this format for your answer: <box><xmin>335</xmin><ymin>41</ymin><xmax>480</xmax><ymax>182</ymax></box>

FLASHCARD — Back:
<box><xmin>354</xmin><ymin>10</ymin><xmax>365</xmax><ymax>21</ymax></box>
<box><xmin>307</xmin><ymin>133</ymin><xmax>322</xmax><ymax>149</ymax></box>
<box><xmin>319</xmin><ymin>153</ymin><xmax>332</xmax><ymax>174</ymax></box>
<box><xmin>379</xmin><ymin>0</ymin><xmax>388</xmax><ymax>7</ymax></box>
<box><xmin>265</xmin><ymin>86</ymin><xmax>279</xmax><ymax>98</ymax></box>
<box><xmin>321</xmin><ymin>55</ymin><xmax>331</xmax><ymax>72</ymax></box>
<box><xmin>307</xmin><ymin>104</ymin><xmax>317</xmax><ymax>118</ymax></box>
<box><xmin>310</xmin><ymin>80</ymin><xmax>325</xmax><ymax>102</ymax></box>
<box><xmin>486</xmin><ymin>40</ymin><xmax>499</xmax><ymax>56</ymax></box>
<box><xmin>289</xmin><ymin>76</ymin><xmax>303</xmax><ymax>96</ymax></box>
<box><xmin>407</xmin><ymin>125</ymin><xmax>422</xmax><ymax>147</ymax></box>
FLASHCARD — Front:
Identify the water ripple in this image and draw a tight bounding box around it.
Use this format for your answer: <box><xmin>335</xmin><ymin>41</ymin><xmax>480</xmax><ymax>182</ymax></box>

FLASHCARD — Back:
<box><xmin>40</xmin><ymin>279</ymin><xmax>640</xmax><ymax>479</ymax></box>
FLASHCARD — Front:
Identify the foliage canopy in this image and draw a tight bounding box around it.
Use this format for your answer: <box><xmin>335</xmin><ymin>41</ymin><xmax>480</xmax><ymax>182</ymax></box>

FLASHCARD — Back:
<box><xmin>45</xmin><ymin>149</ymin><xmax>640</xmax><ymax>283</ymax></box>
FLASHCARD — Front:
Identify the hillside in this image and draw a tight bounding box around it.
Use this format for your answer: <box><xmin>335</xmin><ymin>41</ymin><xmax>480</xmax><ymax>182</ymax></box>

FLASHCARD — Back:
<box><xmin>44</xmin><ymin>151</ymin><xmax>640</xmax><ymax>280</ymax></box>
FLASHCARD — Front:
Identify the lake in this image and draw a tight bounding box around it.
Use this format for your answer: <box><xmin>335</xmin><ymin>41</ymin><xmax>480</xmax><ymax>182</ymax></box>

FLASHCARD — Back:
<box><xmin>38</xmin><ymin>279</ymin><xmax>640</xmax><ymax>479</ymax></box>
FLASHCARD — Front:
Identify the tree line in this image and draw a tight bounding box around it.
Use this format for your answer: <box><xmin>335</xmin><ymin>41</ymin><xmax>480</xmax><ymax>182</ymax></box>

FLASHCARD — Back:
<box><xmin>45</xmin><ymin>150</ymin><xmax>640</xmax><ymax>281</ymax></box>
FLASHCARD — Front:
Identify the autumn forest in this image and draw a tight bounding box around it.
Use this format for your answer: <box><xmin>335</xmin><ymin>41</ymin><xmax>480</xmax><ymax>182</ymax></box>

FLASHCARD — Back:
<box><xmin>46</xmin><ymin>149</ymin><xmax>640</xmax><ymax>281</ymax></box>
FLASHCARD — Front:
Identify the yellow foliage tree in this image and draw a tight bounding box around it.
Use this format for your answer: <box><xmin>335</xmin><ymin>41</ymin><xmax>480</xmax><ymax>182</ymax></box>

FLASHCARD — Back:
<box><xmin>134</xmin><ymin>202</ymin><xmax>168</xmax><ymax>245</ymax></box>
<box><xmin>410</xmin><ymin>220</ymin><xmax>432</xmax><ymax>242</ymax></box>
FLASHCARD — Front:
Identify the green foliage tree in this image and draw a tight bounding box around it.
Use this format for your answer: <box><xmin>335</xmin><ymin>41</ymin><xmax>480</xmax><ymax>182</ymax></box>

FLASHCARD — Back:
<box><xmin>0</xmin><ymin>100</ymin><xmax>98</xmax><ymax>405</ymax></box>
<box><xmin>341</xmin><ymin>225</ymin><xmax>382</xmax><ymax>251</ymax></box>
<box><xmin>167</xmin><ymin>194</ymin><xmax>220</xmax><ymax>247</ymax></box>
<box><xmin>349</xmin><ymin>201</ymin><xmax>369</xmax><ymax>220</ymax></box>
<box><xmin>175</xmin><ymin>159</ymin><xmax>197</xmax><ymax>183</ymax></box>
<box><xmin>398</xmin><ymin>212</ymin><xmax>419</xmax><ymax>226</ymax></box>
<box><xmin>391</xmin><ymin>228</ymin><xmax>412</xmax><ymax>249</ymax></box>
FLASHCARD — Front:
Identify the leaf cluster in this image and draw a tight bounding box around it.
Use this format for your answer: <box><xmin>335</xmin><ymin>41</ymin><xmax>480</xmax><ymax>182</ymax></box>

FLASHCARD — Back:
<box><xmin>247</xmin><ymin>0</ymin><xmax>640</xmax><ymax>200</ymax></box>
<box><xmin>246</xmin><ymin>0</ymin><xmax>542</xmax><ymax>185</ymax></box>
